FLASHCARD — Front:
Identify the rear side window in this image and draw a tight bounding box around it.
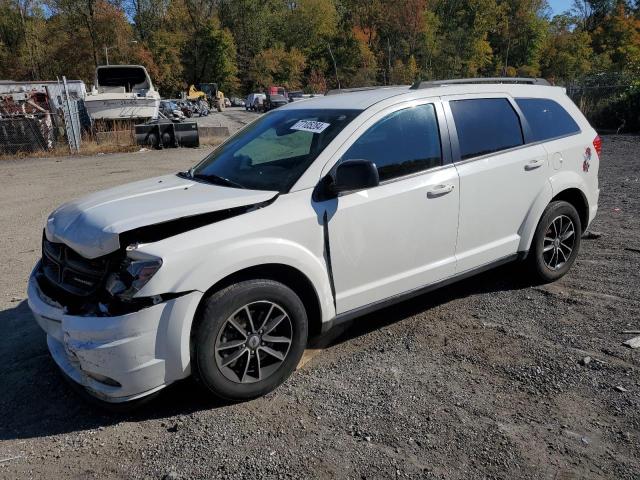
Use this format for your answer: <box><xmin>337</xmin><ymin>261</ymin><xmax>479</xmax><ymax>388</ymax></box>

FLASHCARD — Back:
<box><xmin>515</xmin><ymin>98</ymin><xmax>581</xmax><ymax>142</ymax></box>
<box><xmin>450</xmin><ymin>98</ymin><xmax>523</xmax><ymax>160</ymax></box>
<box><xmin>343</xmin><ymin>103</ymin><xmax>442</xmax><ymax>181</ymax></box>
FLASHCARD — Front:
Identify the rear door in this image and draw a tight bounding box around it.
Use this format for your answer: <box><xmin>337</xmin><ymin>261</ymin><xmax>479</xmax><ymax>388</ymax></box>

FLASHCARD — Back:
<box><xmin>317</xmin><ymin>100</ymin><xmax>460</xmax><ymax>313</ymax></box>
<box><xmin>443</xmin><ymin>95</ymin><xmax>549</xmax><ymax>272</ymax></box>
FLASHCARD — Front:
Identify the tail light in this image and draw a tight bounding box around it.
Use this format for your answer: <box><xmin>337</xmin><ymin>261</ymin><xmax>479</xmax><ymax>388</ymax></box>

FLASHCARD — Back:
<box><xmin>593</xmin><ymin>135</ymin><xmax>602</xmax><ymax>157</ymax></box>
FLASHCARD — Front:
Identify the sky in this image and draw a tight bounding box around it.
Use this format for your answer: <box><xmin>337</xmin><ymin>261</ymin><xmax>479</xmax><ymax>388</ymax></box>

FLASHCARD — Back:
<box><xmin>548</xmin><ymin>0</ymin><xmax>574</xmax><ymax>15</ymax></box>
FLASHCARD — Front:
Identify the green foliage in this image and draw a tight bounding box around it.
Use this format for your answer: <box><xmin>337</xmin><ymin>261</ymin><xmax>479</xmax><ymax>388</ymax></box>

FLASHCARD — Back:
<box><xmin>541</xmin><ymin>14</ymin><xmax>593</xmax><ymax>82</ymax></box>
<box><xmin>250</xmin><ymin>45</ymin><xmax>306</xmax><ymax>90</ymax></box>
<box><xmin>282</xmin><ymin>0</ymin><xmax>338</xmax><ymax>51</ymax></box>
<box><xmin>181</xmin><ymin>19</ymin><xmax>239</xmax><ymax>92</ymax></box>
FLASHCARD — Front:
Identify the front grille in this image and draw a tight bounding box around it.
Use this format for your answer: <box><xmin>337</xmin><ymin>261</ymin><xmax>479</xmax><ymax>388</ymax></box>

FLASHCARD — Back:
<box><xmin>42</xmin><ymin>235</ymin><xmax>115</xmax><ymax>297</ymax></box>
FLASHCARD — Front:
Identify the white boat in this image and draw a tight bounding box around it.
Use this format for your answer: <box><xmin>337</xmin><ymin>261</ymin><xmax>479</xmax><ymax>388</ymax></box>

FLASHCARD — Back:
<box><xmin>84</xmin><ymin>65</ymin><xmax>160</xmax><ymax>121</ymax></box>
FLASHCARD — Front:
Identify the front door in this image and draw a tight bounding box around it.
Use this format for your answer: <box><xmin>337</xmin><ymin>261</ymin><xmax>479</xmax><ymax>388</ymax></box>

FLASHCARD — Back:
<box><xmin>320</xmin><ymin>102</ymin><xmax>460</xmax><ymax>314</ymax></box>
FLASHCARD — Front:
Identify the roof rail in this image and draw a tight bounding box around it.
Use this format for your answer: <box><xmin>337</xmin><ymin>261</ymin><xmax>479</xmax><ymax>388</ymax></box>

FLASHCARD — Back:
<box><xmin>325</xmin><ymin>86</ymin><xmax>385</xmax><ymax>96</ymax></box>
<box><xmin>410</xmin><ymin>77</ymin><xmax>551</xmax><ymax>89</ymax></box>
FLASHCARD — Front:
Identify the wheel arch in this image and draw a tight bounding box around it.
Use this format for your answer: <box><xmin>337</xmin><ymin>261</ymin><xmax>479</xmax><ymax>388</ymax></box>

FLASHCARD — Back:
<box><xmin>191</xmin><ymin>263</ymin><xmax>324</xmax><ymax>342</ymax></box>
<box><xmin>550</xmin><ymin>187</ymin><xmax>589</xmax><ymax>231</ymax></box>
<box><xmin>519</xmin><ymin>179</ymin><xmax>591</xmax><ymax>253</ymax></box>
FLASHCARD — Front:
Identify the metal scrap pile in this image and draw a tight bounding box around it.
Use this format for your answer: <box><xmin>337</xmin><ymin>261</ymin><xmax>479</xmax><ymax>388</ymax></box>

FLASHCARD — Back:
<box><xmin>0</xmin><ymin>87</ymin><xmax>59</xmax><ymax>154</ymax></box>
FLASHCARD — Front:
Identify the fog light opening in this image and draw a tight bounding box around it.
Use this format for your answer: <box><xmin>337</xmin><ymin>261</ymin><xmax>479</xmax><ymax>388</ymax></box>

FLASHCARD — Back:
<box><xmin>84</xmin><ymin>371</ymin><xmax>122</xmax><ymax>387</ymax></box>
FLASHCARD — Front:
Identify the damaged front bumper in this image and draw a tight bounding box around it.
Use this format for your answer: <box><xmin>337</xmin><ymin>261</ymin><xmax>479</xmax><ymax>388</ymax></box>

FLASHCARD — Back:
<box><xmin>27</xmin><ymin>267</ymin><xmax>203</xmax><ymax>403</ymax></box>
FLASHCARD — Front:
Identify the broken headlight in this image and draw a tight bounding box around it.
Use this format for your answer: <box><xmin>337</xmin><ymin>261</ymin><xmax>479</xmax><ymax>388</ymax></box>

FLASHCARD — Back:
<box><xmin>105</xmin><ymin>250</ymin><xmax>162</xmax><ymax>301</ymax></box>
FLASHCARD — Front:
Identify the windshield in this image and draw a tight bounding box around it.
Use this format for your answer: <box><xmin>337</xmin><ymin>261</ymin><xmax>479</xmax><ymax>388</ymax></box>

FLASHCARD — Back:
<box><xmin>190</xmin><ymin>108</ymin><xmax>361</xmax><ymax>192</ymax></box>
<box><xmin>97</xmin><ymin>67</ymin><xmax>149</xmax><ymax>92</ymax></box>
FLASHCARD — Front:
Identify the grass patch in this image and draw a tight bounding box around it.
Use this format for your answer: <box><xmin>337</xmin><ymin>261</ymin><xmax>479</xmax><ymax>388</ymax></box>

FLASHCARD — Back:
<box><xmin>0</xmin><ymin>135</ymin><xmax>138</xmax><ymax>161</ymax></box>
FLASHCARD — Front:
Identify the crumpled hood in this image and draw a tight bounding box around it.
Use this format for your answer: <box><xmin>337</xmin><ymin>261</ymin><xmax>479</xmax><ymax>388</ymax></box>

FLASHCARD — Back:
<box><xmin>45</xmin><ymin>174</ymin><xmax>278</xmax><ymax>259</ymax></box>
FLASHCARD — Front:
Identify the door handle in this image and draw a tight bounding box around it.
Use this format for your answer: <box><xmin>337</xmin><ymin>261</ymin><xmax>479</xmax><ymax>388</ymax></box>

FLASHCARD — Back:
<box><xmin>525</xmin><ymin>159</ymin><xmax>544</xmax><ymax>171</ymax></box>
<box><xmin>427</xmin><ymin>184</ymin><xmax>455</xmax><ymax>198</ymax></box>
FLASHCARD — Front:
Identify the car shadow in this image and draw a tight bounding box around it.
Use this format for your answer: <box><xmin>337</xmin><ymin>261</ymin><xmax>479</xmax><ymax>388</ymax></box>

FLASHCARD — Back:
<box><xmin>0</xmin><ymin>263</ymin><xmax>533</xmax><ymax>441</ymax></box>
<box><xmin>309</xmin><ymin>262</ymin><xmax>535</xmax><ymax>349</ymax></box>
<box><xmin>0</xmin><ymin>300</ymin><xmax>231</xmax><ymax>441</ymax></box>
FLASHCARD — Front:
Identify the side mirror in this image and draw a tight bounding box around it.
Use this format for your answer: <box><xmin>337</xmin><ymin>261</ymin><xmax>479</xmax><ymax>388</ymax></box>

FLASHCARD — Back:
<box><xmin>326</xmin><ymin>159</ymin><xmax>380</xmax><ymax>197</ymax></box>
<box><xmin>334</xmin><ymin>159</ymin><xmax>379</xmax><ymax>193</ymax></box>
<box><xmin>314</xmin><ymin>159</ymin><xmax>379</xmax><ymax>201</ymax></box>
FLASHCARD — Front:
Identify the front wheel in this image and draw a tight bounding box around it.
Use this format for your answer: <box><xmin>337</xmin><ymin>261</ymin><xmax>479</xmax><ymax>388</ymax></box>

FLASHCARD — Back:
<box><xmin>529</xmin><ymin>200</ymin><xmax>582</xmax><ymax>283</ymax></box>
<box><xmin>192</xmin><ymin>279</ymin><xmax>308</xmax><ymax>401</ymax></box>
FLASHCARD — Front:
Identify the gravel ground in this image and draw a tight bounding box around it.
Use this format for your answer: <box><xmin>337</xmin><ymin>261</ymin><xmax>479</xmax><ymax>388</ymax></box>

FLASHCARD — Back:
<box><xmin>192</xmin><ymin>106</ymin><xmax>258</xmax><ymax>132</ymax></box>
<box><xmin>0</xmin><ymin>135</ymin><xmax>638</xmax><ymax>479</ymax></box>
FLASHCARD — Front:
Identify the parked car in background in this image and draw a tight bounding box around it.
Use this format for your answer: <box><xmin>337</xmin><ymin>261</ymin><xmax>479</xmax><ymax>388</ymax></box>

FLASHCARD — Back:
<box><xmin>229</xmin><ymin>97</ymin><xmax>245</xmax><ymax>107</ymax></box>
<box><xmin>266</xmin><ymin>86</ymin><xmax>286</xmax><ymax>97</ymax></box>
<box><xmin>175</xmin><ymin>99</ymin><xmax>194</xmax><ymax>118</ymax></box>
<box><xmin>159</xmin><ymin>100</ymin><xmax>185</xmax><ymax>120</ymax></box>
<box><xmin>264</xmin><ymin>94</ymin><xmax>288</xmax><ymax>111</ymax></box>
<box><xmin>191</xmin><ymin>99</ymin><xmax>210</xmax><ymax>117</ymax></box>
<box><xmin>28</xmin><ymin>78</ymin><xmax>600</xmax><ymax>405</ymax></box>
<box><xmin>288</xmin><ymin>91</ymin><xmax>305</xmax><ymax>102</ymax></box>
<box><xmin>245</xmin><ymin>93</ymin><xmax>266</xmax><ymax>111</ymax></box>
<box><xmin>288</xmin><ymin>92</ymin><xmax>324</xmax><ymax>103</ymax></box>
<box><xmin>224</xmin><ymin>97</ymin><xmax>231</xmax><ymax>108</ymax></box>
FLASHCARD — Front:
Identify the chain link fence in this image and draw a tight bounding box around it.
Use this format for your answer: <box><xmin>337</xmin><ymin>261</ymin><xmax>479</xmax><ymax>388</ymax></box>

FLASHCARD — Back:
<box><xmin>0</xmin><ymin>113</ymin><xmax>65</xmax><ymax>155</ymax></box>
<box><xmin>0</xmin><ymin>77</ymin><xmax>89</xmax><ymax>157</ymax></box>
<box><xmin>566</xmin><ymin>73</ymin><xmax>640</xmax><ymax>133</ymax></box>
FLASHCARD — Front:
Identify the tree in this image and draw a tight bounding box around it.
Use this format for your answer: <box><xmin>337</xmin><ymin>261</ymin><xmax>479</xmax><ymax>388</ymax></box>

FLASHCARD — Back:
<box><xmin>219</xmin><ymin>0</ymin><xmax>283</xmax><ymax>91</ymax></box>
<box><xmin>281</xmin><ymin>0</ymin><xmax>338</xmax><ymax>52</ymax></box>
<box><xmin>491</xmin><ymin>0</ymin><xmax>548</xmax><ymax>76</ymax></box>
<box><xmin>249</xmin><ymin>45</ymin><xmax>306</xmax><ymax>90</ymax></box>
<box><xmin>126</xmin><ymin>0</ymin><xmax>170</xmax><ymax>41</ymax></box>
<box><xmin>428</xmin><ymin>0</ymin><xmax>500</xmax><ymax>78</ymax></box>
<box><xmin>181</xmin><ymin>19</ymin><xmax>239</xmax><ymax>92</ymax></box>
<box><xmin>390</xmin><ymin>55</ymin><xmax>418</xmax><ymax>84</ymax></box>
<box><xmin>591</xmin><ymin>1</ymin><xmax>640</xmax><ymax>74</ymax></box>
<box><xmin>145</xmin><ymin>27</ymin><xmax>185</xmax><ymax>95</ymax></box>
<box><xmin>419</xmin><ymin>9</ymin><xmax>441</xmax><ymax>79</ymax></box>
<box><xmin>540</xmin><ymin>14</ymin><xmax>593</xmax><ymax>82</ymax></box>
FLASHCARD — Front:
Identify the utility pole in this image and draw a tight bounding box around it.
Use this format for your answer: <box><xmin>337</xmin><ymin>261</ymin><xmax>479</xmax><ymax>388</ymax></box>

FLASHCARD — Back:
<box><xmin>104</xmin><ymin>41</ymin><xmax>138</xmax><ymax>65</ymax></box>
<box><xmin>327</xmin><ymin>43</ymin><xmax>340</xmax><ymax>90</ymax></box>
<box><xmin>387</xmin><ymin>38</ymin><xmax>391</xmax><ymax>85</ymax></box>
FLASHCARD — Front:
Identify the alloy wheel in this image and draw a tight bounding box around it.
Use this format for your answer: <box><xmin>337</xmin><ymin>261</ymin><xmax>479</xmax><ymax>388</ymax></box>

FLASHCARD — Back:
<box><xmin>214</xmin><ymin>301</ymin><xmax>293</xmax><ymax>384</ymax></box>
<box><xmin>543</xmin><ymin>214</ymin><xmax>576</xmax><ymax>271</ymax></box>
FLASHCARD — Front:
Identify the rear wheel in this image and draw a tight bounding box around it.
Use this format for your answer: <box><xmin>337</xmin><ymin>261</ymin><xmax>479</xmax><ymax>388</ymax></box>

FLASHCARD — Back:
<box><xmin>529</xmin><ymin>200</ymin><xmax>582</xmax><ymax>282</ymax></box>
<box><xmin>193</xmin><ymin>280</ymin><xmax>308</xmax><ymax>401</ymax></box>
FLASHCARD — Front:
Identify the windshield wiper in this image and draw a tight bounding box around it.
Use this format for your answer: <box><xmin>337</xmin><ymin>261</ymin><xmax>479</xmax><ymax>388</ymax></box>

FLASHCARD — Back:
<box><xmin>193</xmin><ymin>173</ymin><xmax>246</xmax><ymax>189</ymax></box>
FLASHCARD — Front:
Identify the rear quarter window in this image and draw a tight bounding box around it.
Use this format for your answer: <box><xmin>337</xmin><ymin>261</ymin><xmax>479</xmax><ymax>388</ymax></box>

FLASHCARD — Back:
<box><xmin>515</xmin><ymin>98</ymin><xmax>581</xmax><ymax>142</ymax></box>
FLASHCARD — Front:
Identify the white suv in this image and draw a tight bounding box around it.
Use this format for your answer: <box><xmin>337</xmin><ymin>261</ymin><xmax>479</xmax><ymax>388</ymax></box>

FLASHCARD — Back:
<box><xmin>28</xmin><ymin>78</ymin><xmax>600</xmax><ymax>404</ymax></box>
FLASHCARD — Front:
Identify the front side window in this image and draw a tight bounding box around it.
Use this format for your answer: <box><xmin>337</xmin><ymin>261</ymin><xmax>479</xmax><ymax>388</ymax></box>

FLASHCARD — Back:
<box><xmin>191</xmin><ymin>109</ymin><xmax>361</xmax><ymax>192</ymax></box>
<box><xmin>342</xmin><ymin>103</ymin><xmax>442</xmax><ymax>181</ymax></box>
<box><xmin>515</xmin><ymin>98</ymin><xmax>581</xmax><ymax>142</ymax></box>
<box><xmin>450</xmin><ymin>98</ymin><xmax>524</xmax><ymax>160</ymax></box>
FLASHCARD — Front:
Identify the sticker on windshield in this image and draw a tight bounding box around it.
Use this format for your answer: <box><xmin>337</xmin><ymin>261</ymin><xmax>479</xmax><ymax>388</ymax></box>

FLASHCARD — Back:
<box><xmin>290</xmin><ymin>120</ymin><xmax>331</xmax><ymax>134</ymax></box>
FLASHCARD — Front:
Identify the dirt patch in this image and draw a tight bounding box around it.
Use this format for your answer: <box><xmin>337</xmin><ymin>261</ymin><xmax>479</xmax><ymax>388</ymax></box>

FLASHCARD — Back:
<box><xmin>0</xmin><ymin>135</ymin><xmax>638</xmax><ymax>479</ymax></box>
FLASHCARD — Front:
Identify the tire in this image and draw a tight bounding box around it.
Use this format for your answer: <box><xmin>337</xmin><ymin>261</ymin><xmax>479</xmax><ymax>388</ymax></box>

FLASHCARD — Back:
<box><xmin>192</xmin><ymin>279</ymin><xmax>308</xmax><ymax>401</ymax></box>
<box><xmin>529</xmin><ymin>200</ymin><xmax>582</xmax><ymax>283</ymax></box>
